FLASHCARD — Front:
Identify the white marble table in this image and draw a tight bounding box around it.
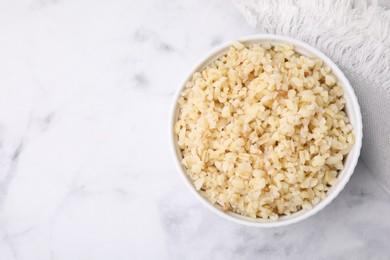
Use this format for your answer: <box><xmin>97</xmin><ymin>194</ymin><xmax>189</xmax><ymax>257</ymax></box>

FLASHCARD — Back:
<box><xmin>0</xmin><ymin>0</ymin><xmax>389</xmax><ymax>259</ymax></box>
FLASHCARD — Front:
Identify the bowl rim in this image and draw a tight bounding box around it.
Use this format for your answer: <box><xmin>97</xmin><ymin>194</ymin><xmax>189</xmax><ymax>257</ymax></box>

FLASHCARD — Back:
<box><xmin>169</xmin><ymin>34</ymin><xmax>363</xmax><ymax>227</ymax></box>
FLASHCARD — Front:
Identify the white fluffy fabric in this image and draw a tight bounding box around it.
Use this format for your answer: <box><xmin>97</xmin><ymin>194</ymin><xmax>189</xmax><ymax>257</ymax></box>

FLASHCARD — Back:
<box><xmin>233</xmin><ymin>0</ymin><xmax>390</xmax><ymax>193</ymax></box>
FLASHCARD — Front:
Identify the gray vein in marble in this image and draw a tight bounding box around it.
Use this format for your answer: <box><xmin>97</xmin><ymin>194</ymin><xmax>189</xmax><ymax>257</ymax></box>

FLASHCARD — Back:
<box><xmin>158</xmin><ymin>42</ymin><xmax>175</xmax><ymax>52</ymax></box>
<box><xmin>0</xmin><ymin>141</ymin><xmax>24</xmax><ymax>212</ymax></box>
<box><xmin>133</xmin><ymin>73</ymin><xmax>150</xmax><ymax>89</ymax></box>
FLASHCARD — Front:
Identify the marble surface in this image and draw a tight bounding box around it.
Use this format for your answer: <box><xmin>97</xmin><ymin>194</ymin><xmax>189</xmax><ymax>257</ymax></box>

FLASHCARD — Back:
<box><xmin>0</xmin><ymin>0</ymin><xmax>389</xmax><ymax>259</ymax></box>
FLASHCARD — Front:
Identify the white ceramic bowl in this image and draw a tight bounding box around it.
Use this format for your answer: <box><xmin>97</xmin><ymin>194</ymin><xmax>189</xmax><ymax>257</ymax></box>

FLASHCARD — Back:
<box><xmin>169</xmin><ymin>34</ymin><xmax>363</xmax><ymax>227</ymax></box>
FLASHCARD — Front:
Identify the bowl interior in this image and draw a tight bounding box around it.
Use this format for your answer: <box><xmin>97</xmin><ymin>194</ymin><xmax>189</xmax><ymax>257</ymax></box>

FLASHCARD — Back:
<box><xmin>170</xmin><ymin>35</ymin><xmax>362</xmax><ymax>227</ymax></box>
